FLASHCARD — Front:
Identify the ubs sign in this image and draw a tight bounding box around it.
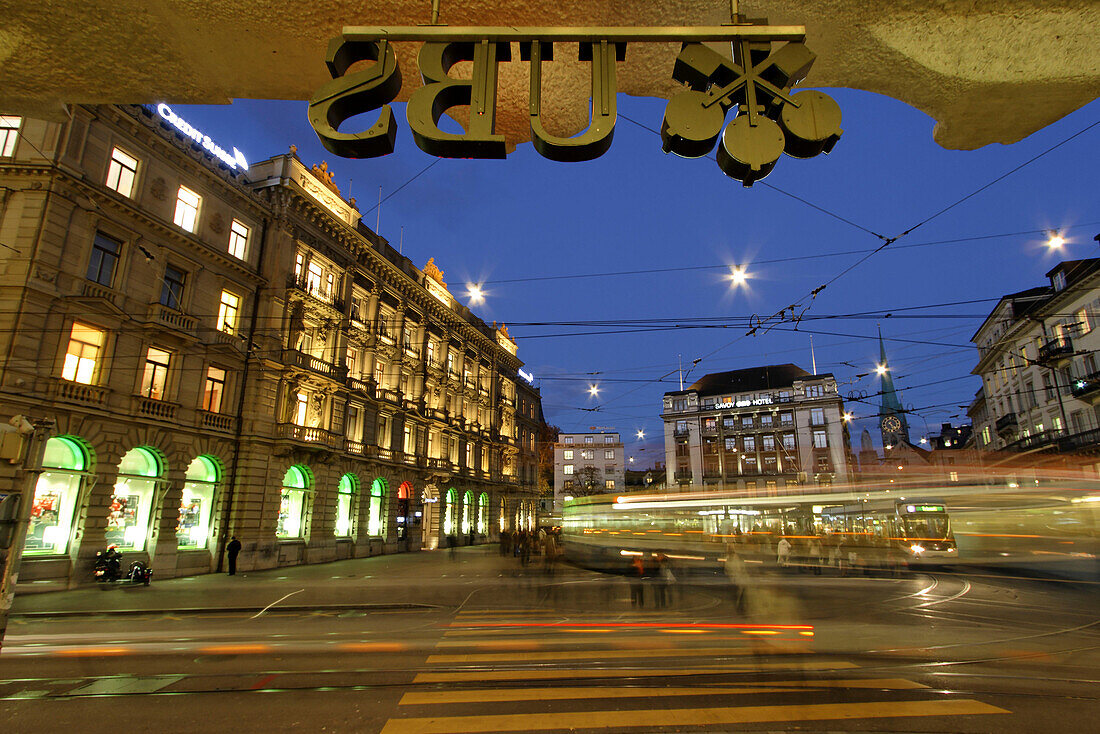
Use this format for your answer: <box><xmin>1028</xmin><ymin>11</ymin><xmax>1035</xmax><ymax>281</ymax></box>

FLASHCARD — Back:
<box><xmin>308</xmin><ymin>23</ymin><xmax>841</xmax><ymax>186</ymax></box>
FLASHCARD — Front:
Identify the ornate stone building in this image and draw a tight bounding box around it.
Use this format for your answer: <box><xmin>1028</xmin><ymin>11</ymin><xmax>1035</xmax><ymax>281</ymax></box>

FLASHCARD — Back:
<box><xmin>0</xmin><ymin>105</ymin><xmax>541</xmax><ymax>589</ymax></box>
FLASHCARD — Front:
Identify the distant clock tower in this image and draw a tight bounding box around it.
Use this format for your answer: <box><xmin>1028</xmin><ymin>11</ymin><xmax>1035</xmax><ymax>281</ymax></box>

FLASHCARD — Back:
<box><xmin>878</xmin><ymin>329</ymin><xmax>911</xmax><ymax>449</ymax></box>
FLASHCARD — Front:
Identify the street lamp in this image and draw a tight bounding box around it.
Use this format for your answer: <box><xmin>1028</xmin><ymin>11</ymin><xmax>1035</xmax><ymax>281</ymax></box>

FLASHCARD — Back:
<box><xmin>875</xmin><ymin>363</ymin><xmax>888</xmax><ymax>376</ymax></box>
<box><xmin>467</xmin><ymin>283</ymin><xmax>485</xmax><ymax>304</ymax></box>
<box><xmin>636</xmin><ymin>429</ymin><xmax>645</xmax><ymax>440</ymax></box>
<box><xmin>729</xmin><ymin>265</ymin><xmax>749</xmax><ymax>286</ymax></box>
<box><xmin>588</xmin><ymin>384</ymin><xmax>600</xmax><ymax>398</ymax></box>
<box><xmin>1046</xmin><ymin>230</ymin><xmax>1065</xmax><ymax>249</ymax></box>
<box><xmin>842</xmin><ymin>412</ymin><xmax>853</xmax><ymax>423</ymax></box>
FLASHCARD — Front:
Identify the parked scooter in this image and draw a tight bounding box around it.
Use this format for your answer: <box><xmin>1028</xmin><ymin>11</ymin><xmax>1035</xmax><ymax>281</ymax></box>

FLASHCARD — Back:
<box><xmin>93</xmin><ymin>545</ymin><xmax>152</xmax><ymax>586</ymax></box>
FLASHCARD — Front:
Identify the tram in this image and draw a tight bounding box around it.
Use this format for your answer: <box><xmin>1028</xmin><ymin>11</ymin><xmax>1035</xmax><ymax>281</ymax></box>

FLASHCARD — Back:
<box><xmin>560</xmin><ymin>487</ymin><xmax>957</xmax><ymax>573</ymax></box>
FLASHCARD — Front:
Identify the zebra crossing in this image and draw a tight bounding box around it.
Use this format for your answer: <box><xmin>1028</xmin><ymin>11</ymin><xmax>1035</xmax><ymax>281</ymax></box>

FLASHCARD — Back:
<box><xmin>379</xmin><ymin>608</ymin><xmax>1010</xmax><ymax>734</ymax></box>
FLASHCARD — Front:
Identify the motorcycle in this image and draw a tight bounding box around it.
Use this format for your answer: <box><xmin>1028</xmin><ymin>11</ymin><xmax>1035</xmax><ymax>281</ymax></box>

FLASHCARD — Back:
<box><xmin>93</xmin><ymin>545</ymin><xmax>152</xmax><ymax>586</ymax></box>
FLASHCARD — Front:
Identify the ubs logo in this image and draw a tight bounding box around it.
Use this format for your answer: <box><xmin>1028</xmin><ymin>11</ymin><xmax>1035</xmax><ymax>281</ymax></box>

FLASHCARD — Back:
<box><xmin>308</xmin><ymin>24</ymin><xmax>841</xmax><ymax>186</ymax></box>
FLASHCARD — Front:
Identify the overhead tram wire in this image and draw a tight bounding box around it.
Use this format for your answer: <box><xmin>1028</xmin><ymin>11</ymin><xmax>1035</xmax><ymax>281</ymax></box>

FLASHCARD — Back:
<box><xmin>595</xmin><ymin>111</ymin><xmax>1100</xmax><ymax>411</ymax></box>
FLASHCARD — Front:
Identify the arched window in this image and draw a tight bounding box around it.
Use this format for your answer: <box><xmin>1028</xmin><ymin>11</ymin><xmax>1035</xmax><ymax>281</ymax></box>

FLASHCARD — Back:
<box><xmin>369</xmin><ymin>478</ymin><xmax>389</xmax><ymax>536</ymax></box>
<box><xmin>178</xmin><ymin>455</ymin><xmax>220</xmax><ymax>549</ymax></box>
<box><xmin>335</xmin><ymin>474</ymin><xmax>358</xmax><ymax>537</ymax></box>
<box><xmin>109</xmin><ymin>447</ymin><xmax>162</xmax><ymax>551</ymax></box>
<box><xmin>277</xmin><ymin>465</ymin><xmax>311</xmax><ymax>538</ymax></box>
<box><xmin>25</xmin><ymin>437</ymin><xmax>88</xmax><ymax>555</ymax></box>
<box><xmin>461</xmin><ymin>490</ymin><xmax>473</xmax><ymax>534</ymax></box>
<box><xmin>477</xmin><ymin>492</ymin><xmax>489</xmax><ymax>534</ymax></box>
<box><xmin>443</xmin><ymin>487</ymin><xmax>457</xmax><ymax>536</ymax></box>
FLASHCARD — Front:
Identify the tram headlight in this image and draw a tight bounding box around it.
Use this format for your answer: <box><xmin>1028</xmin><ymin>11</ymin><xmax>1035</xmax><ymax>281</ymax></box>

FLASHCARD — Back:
<box><xmin>910</xmin><ymin>544</ymin><xmax>925</xmax><ymax>555</ymax></box>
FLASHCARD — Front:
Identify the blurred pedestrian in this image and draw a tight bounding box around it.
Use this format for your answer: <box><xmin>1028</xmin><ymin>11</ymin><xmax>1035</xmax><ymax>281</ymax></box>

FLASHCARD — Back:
<box><xmin>226</xmin><ymin>536</ymin><xmax>242</xmax><ymax>575</ymax></box>
<box><xmin>655</xmin><ymin>553</ymin><xmax>673</xmax><ymax>609</ymax></box>
<box><xmin>776</xmin><ymin>536</ymin><xmax>792</xmax><ymax>568</ymax></box>
<box><xmin>807</xmin><ymin>536</ymin><xmax>823</xmax><ymax>575</ymax></box>
<box><xmin>520</xmin><ymin>531</ymin><xmax>531</xmax><ymax>566</ymax></box>
<box><xmin>500</xmin><ymin>530</ymin><xmax>511</xmax><ymax>557</ymax></box>
<box><xmin>629</xmin><ymin>555</ymin><xmax>645</xmax><ymax>608</ymax></box>
<box><xmin>448</xmin><ymin>533</ymin><xmax>457</xmax><ymax>560</ymax></box>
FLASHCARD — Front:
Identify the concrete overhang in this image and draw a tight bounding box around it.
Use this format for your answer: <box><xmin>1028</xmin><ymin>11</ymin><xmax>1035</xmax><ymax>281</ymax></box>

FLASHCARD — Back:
<box><xmin>2</xmin><ymin>1</ymin><xmax>1097</xmax><ymax>150</ymax></box>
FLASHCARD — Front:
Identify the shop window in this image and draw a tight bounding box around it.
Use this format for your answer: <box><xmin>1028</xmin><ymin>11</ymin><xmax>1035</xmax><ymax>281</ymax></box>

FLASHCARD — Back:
<box><xmin>140</xmin><ymin>347</ymin><xmax>171</xmax><ymax>400</ymax></box>
<box><xmin>218</xmin><ymin>290</ymin><xmax>240</xmax><ymax>334</ymax></box>
<box><xmin>0</xmin><ymin>116</ymin><xmax>20</xmax><ymax>156</ymax></box>
<box><xmin>62</xmin><ymin>322</ymin><xmax>105</xmax><ymax>384</ymax></box>
<box><xmin>462</xmin><ymin>490</ymin><xmax>474</xmax><ymax>534</ymax></box>
<box><xmin>173</xmin><ymin>185</ymin><xmax>201</xmax><ymax>232</ymax></box>
<box><xmin>369</xmin><ymin>478</ymin><xmax>389</xmax><ymax>536</ymax></box>
<box><xmin>24</xmin><ymin>437</ymin><xmax>87</xmax><ymax>555</ymax></box>
<box><xmin>228</xmin><ymin>219</ymin><xmax>249</xmax><ymax>259</ymax></box>
<box><xmin>86</xmin><ymin>231</ymin><xmax>121</xmax><ymax>286</ymax></box>
<box><xmin>108</xmin><ymin>447</ymin><xmax>161</xmax><ymax>551</ymax></box>
<box><xmin>178</xmin><ymin>455</ymin><xmax>219</xmax><ymax>549</ymax></box>
<box><xmin>159</xmin><ymin>265</ymin><xmax>186</xmax><ymax>310</ymax></box>
<box><xmin>443</xmin><ymin>487</ymin><xmax>458</xmax><ymax>535</ymax></box>
<box><xmin>335</xmin><ymin>474</ymin><xmax>358</xmax><ymax>537</ymax></box>
<box><xmin>105</xmin><ymin>147</ymin><xmax>138</xmax><ymax>198</ymax></box>
<box><xmin>277</xmin><ymin>465</ymin><xmax>311</xmax><ymax>538</ymax></box>
<box><xmin>478</xmin><ymin>492</ymin><xmax>488</xmax><ymax>534</ymax></box>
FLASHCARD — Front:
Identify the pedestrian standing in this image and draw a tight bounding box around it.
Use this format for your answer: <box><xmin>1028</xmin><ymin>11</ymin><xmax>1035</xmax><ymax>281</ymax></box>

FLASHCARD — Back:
<box><xmin>776</xmin><ymin>536</ymin><xmax>792</xmax><ymax>568</ymax></box>
<box><xmin>226</xmin><ymin>536</ymin><xmax>242</xmax><ymax>575</ymax></box>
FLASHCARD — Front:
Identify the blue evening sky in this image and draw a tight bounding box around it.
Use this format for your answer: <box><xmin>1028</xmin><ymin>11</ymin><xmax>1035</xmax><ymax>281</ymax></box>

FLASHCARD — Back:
<box><xmin>175</xmin><ymin>89</ymin><xmax>1100</xmax><ymax>465</ymax></box>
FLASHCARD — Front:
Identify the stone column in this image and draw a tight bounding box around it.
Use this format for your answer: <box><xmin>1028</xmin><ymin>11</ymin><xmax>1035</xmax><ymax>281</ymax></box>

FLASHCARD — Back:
<box><xmin>146</xmin><ymin>463</ymin><xmax>186</xmax><ymax>579</ymax></box>
<box><xmin>67</xmin><ymin>456</ymin><xmax>119</xmax><ymax>589</ymax></box>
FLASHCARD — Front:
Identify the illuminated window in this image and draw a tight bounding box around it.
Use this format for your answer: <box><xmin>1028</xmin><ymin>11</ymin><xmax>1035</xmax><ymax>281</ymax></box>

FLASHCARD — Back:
<box><xmin>743</xmin><ymin>436</ymin><xmax>756</xmax><ymax>451</ymax></box>
<box><xmin>563</xmin><ymin>464</ymin><xmax>574</xmax><ymax>475</ymax></box>
<box><xmin>604</xmin><ymin>435</ymin><xmax>614</xmax><ymax>444</ymax></box>
<box><xmin>812</xmin><ymin>430</ymin><xmax>827</xmax><ymax>448</ymax></box>
<box><xmin>563</xmin><ymin>436</ymin><xmax>573</xmax><ymax>444</ymax></box>
<box><xmin>0</xmin><ymin>116</ymin><xmax>20</xmax><ymax>156</ymax></box>
<box><xmin>203</xmin><ymin>366</ymin><xmax>226</xmax><ymax>413</ymax></box>
<box><xmin>604</xmin><ymin>449</ymin><xmax>614</xmax><ymax>459</ymax></box>
<box><xmin>605</xmin><ymin>480</ymin><xmax>615</xmax><ymax>489</ymax></box>
<box><xmin>228</xmin><ymin>219</ymin><xmax>249</xmax><ymax>259</ymax></box>
<box><xmin>563</xmin><ymin>449</ymin><xmax>573</xmax><ymax>460</ymax></box>
<box><xmin>462</xmin><ymin>490</ymin><xmax>473</xmax><ymax>534</ymax></box>
<box><xmin>294</xmin><ymin>391</ymin><xmax>308</xmax><ymax>425</ymax></box>
<box><xmin>581</xmin><ymin>449</ymin><xmax>593</xmax><ymax>460</ymax></box>
<box><xmin>277</xmin><ymin>465</ymin><xmax>310</xmax><ymax>538</ymax></box>
<box><xmin>335</xmin><ymin>474</ymin><xmax>357</xmax><ymax>537</ymax></box>
<box><xmin>24</xmin><ymin>437</ymin><xmax>87</xmax><ymax>555</ymax></box>
<box><xmin>140</xmin><ymin>347</ymin><xmax>170</xmax><ymax>399</ymax></box>
<box><xmin>218</xmin><ymin>290</ymin><xmax>240</xmax><ymax>334</ymax></box>
<box><xmin>159</xmin><ymin>265</ymin><xmax>186</xmax><ymax>310</ymax></box>
<box><xmin>105</xmin><ymin>147</ymin><xmax>138</xmax><ymax>197</ymax></box>
<box><xmin>86</xmin><ymin>231</ymin><xmax>121</xmax><ymax>286</ymax></box>
<box><xmin>368</xmin><ymin>478</ymin><xmax>387</xmax><ymax>536</ymax></box>
<box><xmin>178</xmin><ymin>456</ymin><xmax>219</xmax><ymax>549</ymax></box>
<box><xmin>62</xmin><ymin>323</ymin><xmax>105</xmax><ymax>384</ymax></box>
<box><xmin>109</xmin><ymin>447</ymin><xmax>162</xmax><ymax>551</ymax></box>
<box><xmin>478</xmin><ymin>492</ymin><xmax>488</xmax><ymax>534</ymax></box>
<box><xmin>443</xmin><ymin>487</ymin><xmax>457</xmax><ymax>535</ymax></box>
<box><xmin>173</xmin><ymin>185</ymin><xmax>201</xmax><ymax>232</ymax></box>
<box><xmin>584</xmin><ymin>435</ymin><xmax>594</xmax><ymax>444</ymax></box>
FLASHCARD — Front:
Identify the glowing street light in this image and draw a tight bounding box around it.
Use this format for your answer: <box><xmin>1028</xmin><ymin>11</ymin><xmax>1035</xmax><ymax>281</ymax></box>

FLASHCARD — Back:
<box><xmin>466</xmin><ymin>283</ymin><xmax>485</xmax><ymax>304</ymax></box>
<box><xmin>842</xmin><ymin>412</ymin><xmax>853</xmax><ymax>423</ymax></box>
<box><xmin>588</xmin><ymin>384</ymin><xmax>600</xmax><ymax>398</ymax></box>
<box><xmin>729</xmin><ymin>265</ymin><xmax>749</xmax><ymax>286</ymax></box>
<box><xmin>919</xmin><ymin>437</ymin><xmax>928</xmax><ymax>444</ymax></box>
<box><xmin>1046</xmin><ymin>230</ymin><xmax>1065</xmax><ymax>249</ymax></box>
<box><xmin>636</xmin><ymin>429</ymin><xmax>645</xmax><ymax>440</ymax></box>
<box><xmin>875</xmin><ymin>363</ymin><xmax>888</xmax><ymax>376</ymax></box>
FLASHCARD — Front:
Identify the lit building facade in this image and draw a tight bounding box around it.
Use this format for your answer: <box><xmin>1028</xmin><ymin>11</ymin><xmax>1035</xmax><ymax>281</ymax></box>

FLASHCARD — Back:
<box><xmin>553</xmin><ymin>432</ymin><xmax>625</xmax><ymax>511</ymax></box>
<box><xmin>970</xmin><ymin>259</ymin><xmax>1100</xmax><ymax>457</ymax></box>
<box><xmin>0</xmin><ymin>105</ymin><xmax>541</xmax><ymax>588</ymax></box>
<box><xmin>661</xmin><ymin>365</ymin><xmax>851</xmax><ymax>491</ymax></box>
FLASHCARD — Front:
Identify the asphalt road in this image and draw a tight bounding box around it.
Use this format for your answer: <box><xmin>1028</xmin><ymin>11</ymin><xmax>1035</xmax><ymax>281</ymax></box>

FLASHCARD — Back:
<box><xmin>1</xmin><ymin>550</ymin><xmax>1097</xmax><ymax>733</ymax></box>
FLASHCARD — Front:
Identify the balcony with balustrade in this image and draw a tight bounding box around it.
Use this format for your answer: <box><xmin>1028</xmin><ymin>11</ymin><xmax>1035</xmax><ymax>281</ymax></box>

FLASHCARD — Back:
<box><xmin>274</xmin><ymin>423</ymin><xmax>342</xmax><ymax>449</ymax></box>
<box><xmin>283</xmin><ymin>349</ymin><xmax>346</xmax><ymax>381</ymax></box>
<box><xmin>197</xmin><ymin>410</ymin><xmax>235</xmax><ymax>433</ymax></box>
<box><xmin>1038</xmin><ymin>336</ymin><xmax>1074</xmax><ymax>366</ymax></box>
<box><xmin>146</xmin><ymin>302</ymin><xmax>198</xmax><ymax>337</ymax></box>
<box><xmin>133</xmin><ymin>396</ymin><xmax>180</xmax><ymax>422</ymax></box>
<box><xmin>51</xmin><ymin>378</ymin><xmax>109</xmax><ymax>407</ymax></box>
<box><xmin>287</xmin><ymin>273</ymin><xmax>345</xmax><ymax>313</ymax></box>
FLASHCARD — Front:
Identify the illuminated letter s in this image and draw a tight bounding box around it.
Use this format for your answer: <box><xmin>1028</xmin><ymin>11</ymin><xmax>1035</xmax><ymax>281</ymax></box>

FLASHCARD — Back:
<box><xmin>308</xmin><ymin>38</ymin><xmax>402</xmax><ymax>158</ymax></box>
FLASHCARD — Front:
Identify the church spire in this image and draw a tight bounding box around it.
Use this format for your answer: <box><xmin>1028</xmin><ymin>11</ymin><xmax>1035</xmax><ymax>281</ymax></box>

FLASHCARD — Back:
<box><xmin>878</xmin><ymin>326</ymin><xmax>911</xmax><ymax>448</ymax></box>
